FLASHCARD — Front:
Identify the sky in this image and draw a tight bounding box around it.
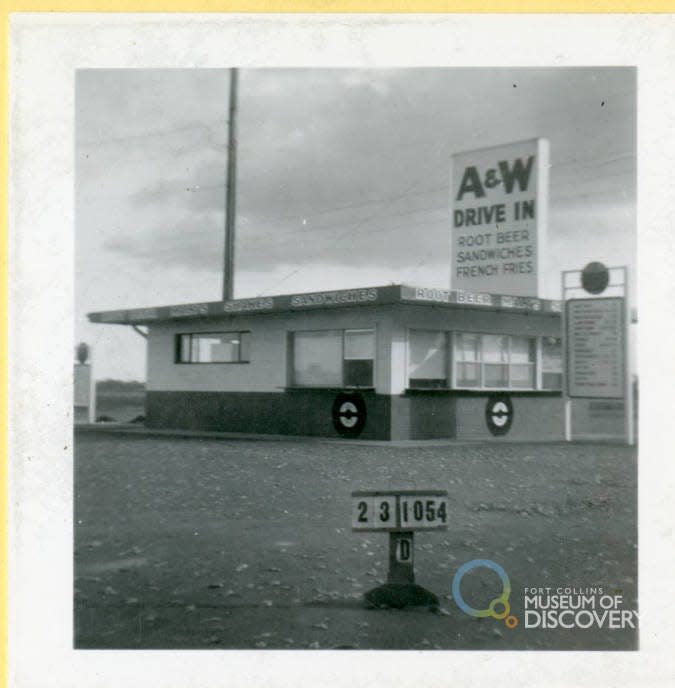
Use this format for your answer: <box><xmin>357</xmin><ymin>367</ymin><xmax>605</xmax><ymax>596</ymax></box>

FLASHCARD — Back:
<box><xmin>76</xmin><ymin>68</ymin><xmax>636</xmax><ymax>381</ymax></box>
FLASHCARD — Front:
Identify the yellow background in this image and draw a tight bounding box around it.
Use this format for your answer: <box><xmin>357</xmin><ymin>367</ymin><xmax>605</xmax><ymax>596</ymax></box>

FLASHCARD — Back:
<box><xmin>0</xmin><ymin>3</ymin><xmax>670</xmax><ymax>688</ymax></box>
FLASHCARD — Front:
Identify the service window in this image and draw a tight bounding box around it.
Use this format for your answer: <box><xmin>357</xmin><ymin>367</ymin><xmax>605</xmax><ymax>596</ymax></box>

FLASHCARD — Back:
<box><xmin>482</xmin><ymin>334</ymin><xmax>509</xmax><ymax>387</ymax></box>
<box><xmin>293</xmin><ymin>331</ymin><xmax>343</xmax><ymax>387</ymax></box>
<box><xmin>510</xmin><ymin>336</ymin><xmax>536</xmax><ymax>389</ymax></box>
<box><xmin>455</xmin><ymin>333</ymin><xmax>480</xmax><ymax>388</ymax></box>
<box><xmin>408</xmin><ymin>330</ymin><xmax>448</xmax><ymax>388</ymax></box>
<box><xmin>344</xmin><ymin>329</ymin><xmax>375</xmax><ymax>387</ymax></box>
<box><xmin>408</xmin><ymin>330</ymin><xmax>557</xmax><ymax>392</ymax></box>
<box><xmin>292</xmin><ymin>329</ymin><xmax>375</xmax><ymax>388</ymax></box>
<box><xmin>175</xmin><ymin>332</ymin><xmax>250</xmax><ymax>363</ymax></box>
<box><xmin>452</xmin><ymin>332</ymin><xmax>538</xmax><ymax>391</ymax></box>
<box><xmin>541</xmin><ymin>336</ymin><xmax>563</xmax><ymax>390</ymax></box>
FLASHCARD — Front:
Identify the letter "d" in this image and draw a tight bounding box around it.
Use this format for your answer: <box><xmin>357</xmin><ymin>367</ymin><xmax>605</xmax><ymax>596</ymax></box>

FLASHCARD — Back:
<box><xmin>524</xmin><ymin>610</ymin><xmax>542</xmax><ymax>628</ymax></box>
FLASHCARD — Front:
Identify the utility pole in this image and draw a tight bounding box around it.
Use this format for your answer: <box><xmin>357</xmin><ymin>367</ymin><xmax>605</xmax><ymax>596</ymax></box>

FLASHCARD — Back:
<box><xmin>223</xmin><ymin>67</ymin><xmax>238</xmax><ymax>301</ymax></box>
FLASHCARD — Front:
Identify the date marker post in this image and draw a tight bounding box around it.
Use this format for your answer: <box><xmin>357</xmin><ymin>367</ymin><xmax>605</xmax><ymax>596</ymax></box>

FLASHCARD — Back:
<box><xmin>351</xmin><ymin>490</ymin><xmax>449</xmax><ymax>609</ymax></box>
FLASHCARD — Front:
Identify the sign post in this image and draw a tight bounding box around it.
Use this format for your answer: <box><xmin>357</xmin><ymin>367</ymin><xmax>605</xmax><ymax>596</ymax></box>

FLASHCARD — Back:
<box><xmin>388</xmin><ymin>532</ymin><xmax>415</xmax><ymax>584</ymax></box>
<box><xmin>351</xmin><ymin>490</ymin><xmax>448</xmax><ymax>608</ymax></box>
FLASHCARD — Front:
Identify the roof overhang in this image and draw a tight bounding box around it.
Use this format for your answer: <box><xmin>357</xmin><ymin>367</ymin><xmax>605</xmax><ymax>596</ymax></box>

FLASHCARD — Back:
<box><xmin>88</xmin><ymin>284</ymin><xmax>562</xmax><ymax>325</ymax></box>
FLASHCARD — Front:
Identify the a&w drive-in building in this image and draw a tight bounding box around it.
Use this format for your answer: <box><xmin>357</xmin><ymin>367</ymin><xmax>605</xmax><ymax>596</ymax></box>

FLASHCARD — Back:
<box><xmin>89</xmin><ymin>284</ymin><xmax>564</xmax><ymax>441</ymax></box>
<box><xmin>89</xmin><ymin>135</ymin><xmax>632</xmax><ymax>443</ymax></box>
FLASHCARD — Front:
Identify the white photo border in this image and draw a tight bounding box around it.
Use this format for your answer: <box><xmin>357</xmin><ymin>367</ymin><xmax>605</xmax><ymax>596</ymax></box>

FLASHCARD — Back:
<box><xmin>9</xmin><ymin>13</ymin><xmax>675</xmax><ymax>688</ymax></box>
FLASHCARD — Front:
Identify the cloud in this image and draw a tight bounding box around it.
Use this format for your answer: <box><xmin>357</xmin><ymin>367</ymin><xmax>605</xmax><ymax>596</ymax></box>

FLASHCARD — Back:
<box><xmin>103</xmin><ymin>211</ymin><xmax>225</xmax><ymax>273</ymax></box>
<box><xmin>79</xmin><ymin>67</ymin><xmax>637</xmax><ymax>302</ymax></box>
<box><xmin>129</xmin><ymin>162</ymin><xmax>226</xmax><ymax>212</ymax></box>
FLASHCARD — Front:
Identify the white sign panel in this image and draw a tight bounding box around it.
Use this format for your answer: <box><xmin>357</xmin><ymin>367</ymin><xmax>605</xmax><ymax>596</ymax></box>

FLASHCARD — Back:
<box><xmin>566</xmin><ymin>298</ymin><xmax>625</xmax><ymax>399</ymax></box>
<box><xmin>351</xmin><ymin>491</ymin><xmax>448</xmax><ymax>532</ymax></box>
<box><xmin>351</xmin><ymin>495</ymin><xmax>397</xmax><ymax>531</ymax></box>
<box><xmin>451</xmin><ymin>138</ymin><xmax>549</xmax><ymax>297</ymax></box>
<box><xmin>399</xmin><ymin>495</ymin><xmax>448</xmax><ymax>530</ymax></box>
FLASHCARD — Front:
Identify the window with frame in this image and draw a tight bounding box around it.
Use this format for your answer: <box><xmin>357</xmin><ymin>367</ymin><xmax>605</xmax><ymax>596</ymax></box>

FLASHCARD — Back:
<box><xmin>454</xmin><ymin>332</ymin><xmax>537</xmax><ymax>389</ymax></box>
<box><xmin>407</xmin><ymin>330</ymin><xmax>545</xmax><ymax>391</ymax></box>
<box><xmin>175</xmin><ymin>332</ymin><xmax>251</xmax><ymax>364</ymax></box>
<box><xmin>455</xmin><ymin>332</ymin><xmax>481</xmax><ymax>388</ymax></box>
<box><xmin>408</xmin><ymin>330</ymin><xmax>448</xmax><ymax>388</ymax></box>
<box><xmin>453</xmin><ymin>332</ymin><xmax>536</xmax><ymax>390</ymax></box>
<box><xmin>292</xmin><ymin>329</ymin><xmax>375</xmax><ymax>388</ymax></box>
<box><xmin>508</xmin><ymin>336</ymin><xmax>537</xmax><ymax>389</ymax></box>
<box><xmin>541</xmin><ymin>336</ymin><xmax>563</xmax><ymax>390</ymax></box>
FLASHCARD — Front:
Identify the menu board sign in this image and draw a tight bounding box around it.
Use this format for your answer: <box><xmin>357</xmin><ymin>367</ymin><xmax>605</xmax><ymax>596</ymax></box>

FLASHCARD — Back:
<box><xmin>566</xmin><ymin>298</ymin><xmax>625</xmax><ymax>399</ymax></box>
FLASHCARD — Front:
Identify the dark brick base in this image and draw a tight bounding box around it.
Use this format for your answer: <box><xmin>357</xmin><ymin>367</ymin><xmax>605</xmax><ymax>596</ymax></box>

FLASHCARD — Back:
<box><xmin>146</xmin><ymin>389</ymin><xmax>392</xmax><ymax>440</ymax></box>
<box><xmin>145</xmin><ymin>389</ymin><xmax>563</xmax><ymax>440</ymax></box>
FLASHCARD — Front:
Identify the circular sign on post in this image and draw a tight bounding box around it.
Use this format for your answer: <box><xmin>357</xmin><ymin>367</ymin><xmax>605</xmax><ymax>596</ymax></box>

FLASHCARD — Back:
<box><xmin>485</xmin><ymin>394</ymin><xmax>514</xmax><ymax>436</ymax></box>
<box><xmin>581</xmin><ymin>261</ymin><xmax>610</xmax><ymax>295</ymax></box>
<box><xmin>332</xmin><ymin>392</ymin><xmax>367</xmax><ymax>438</ymax></box>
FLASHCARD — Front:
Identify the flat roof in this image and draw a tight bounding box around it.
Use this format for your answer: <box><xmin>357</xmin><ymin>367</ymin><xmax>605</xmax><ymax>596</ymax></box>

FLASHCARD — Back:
<box><xmin>88</xmin><ymin>284</ymin><xmax>562</xmax><ymax>325</ymax></box>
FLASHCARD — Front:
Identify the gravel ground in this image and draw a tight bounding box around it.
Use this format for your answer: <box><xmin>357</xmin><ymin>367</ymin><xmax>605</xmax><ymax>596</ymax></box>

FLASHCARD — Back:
<box><xmin>74</xmin><ymin>431</ymin><xmax>637</xmax><ymax>650</ymax></box>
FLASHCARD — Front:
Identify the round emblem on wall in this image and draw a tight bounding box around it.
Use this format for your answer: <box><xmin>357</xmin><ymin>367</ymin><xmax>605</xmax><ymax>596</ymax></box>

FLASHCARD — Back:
<box><xmin>485</xmin><ymin>394</ymin><xmax>514</xmax><ymax>436</ymax></box>
<box><xmin>332</xmin><ymin>392</ymin><xmax>367</xmax><ymax>438</ymax></box>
